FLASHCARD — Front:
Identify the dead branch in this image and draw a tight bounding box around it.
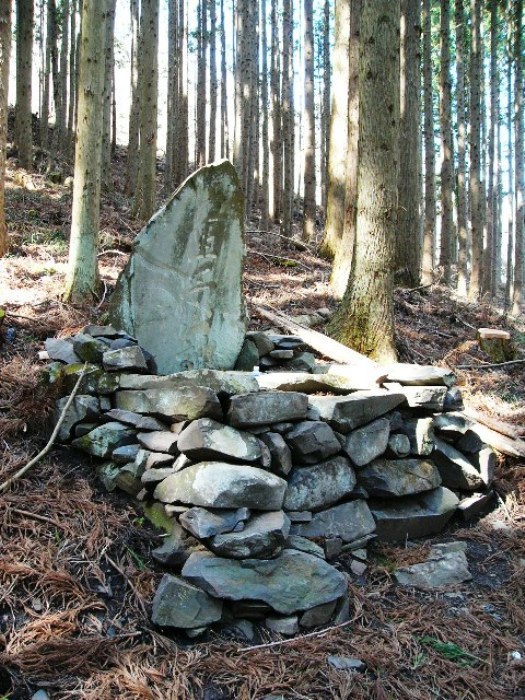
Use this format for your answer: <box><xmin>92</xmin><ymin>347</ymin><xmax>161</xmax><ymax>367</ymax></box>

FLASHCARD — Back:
<box><xmin>247</xmin><ymin>248</ymin><xmax>313</xmax><ymax>272</ymax></box>
<box><xmin>456</xmin><ymin>359</ymin><xmax>525</xmax><ymax>370</ymax></box>
<box><xmin>255</xmin><ymin>305</ymin><xmax>379</xmax><ymax>368</ymax></box>
<box><xmin>237</xmin><ymin>619</ymin><xmax>353</xmax><ymax>653</ymax></box>
<box><xmin>0</xmin><ymin>364</ymin><xmax>87</xmax><ymax>494</ymax></box>
<box><xmin>463</xmin><ymin>406</ymin><xmax>525</xmax><ymax>440</ymax></box>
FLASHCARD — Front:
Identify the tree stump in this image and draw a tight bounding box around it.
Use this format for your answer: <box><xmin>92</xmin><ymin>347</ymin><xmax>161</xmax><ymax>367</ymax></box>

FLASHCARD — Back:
<box><xmin>477</xmin><ymin>328</ymin><xmax>516</xmax><ymax>363</ymax></box>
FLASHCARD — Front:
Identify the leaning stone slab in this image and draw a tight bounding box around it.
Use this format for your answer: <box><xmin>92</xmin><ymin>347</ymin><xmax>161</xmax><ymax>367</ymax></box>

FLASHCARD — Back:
<box><xmin>404</xmin><ymin>417</ymin><xmax>434</xmax><ymax>456</ymax></box>
<box><xmin>72</xmin><ymin>333</ymin><xmax>109</xmax><ymax>364</ymax></box>
<box><xmin>457</xmin><ymin>491</ymin><xmax>494</xmax><ymax>520</ymax></box>
<box><xmin>257</xmin><ymin>371</ymin><xmax>380</xmax><ymax>394</ymax></box>
<box><xmin>228</xmin><ymin>391</ymin><xmax>309</xmax><ymax>427</ymax></box>
<box><xmin>284</xmin><ymin>457</ymin><xmax>356</xmax><ymax>512</ymax></box>
<box><xmin>179</xmin><ymin>506</ymin><xmax>250</xmax><ymax>539</ymax></box>
<box><xmin>285</xmin><ymin>535</ymin><xmax>325</xmax><ymax>559</ymax></box>
<box><xmin>432</xmin><ymin>438</ymin><xmax>486</xmax><ymax>491</ymax></box>
<box><xmin>152</xmin><ymin>574</ymin><xmax>223</xmax><ymax>629</ymax></box>
<box><xmin>154</xmin><ymin>462</ymin><xmax>287</xmax><ymax>510</ymax></box>
<box><xmin>285</xmin><ymin>420</ymin><xmax>341</xmax><ymax>464</ymax></box>
<box><xmin>394</xmin><ymin>549</ymin><xmax>472</xmax><ymax>590</ymax></box>
<box><xmin>55</xmin><ymin>395</ymin><xmax>100</xmax><ymax>442</ymax></box>
<box><xmin>357</xmin><ymin>458</ymin><xmax>441</xmax><ymax>498</ymax></box>
<box><xmin>342</xmin><ymin>418</ymin><xmax>390</xmax><ymax>467</ymax></box>
<box><xmin>71</xmin><ymin>421</ymin><xmax>137</xmax><ymax>458</ymax></box>
<box><xmin>103</xmin><ymin>408</ymin><xmax>167</xmax><ymax>431</ymax></box>
<box><xmin>177</xmin><ymin>418</ymin><xmax>264</xmax><ymax>463</ymax></box>
<box><xmin>118</xmin><ymin>369</ymin><xmax>260</xmax><ymax>396</ymax></box>
<box><xmin>115</xmin><ymin>386</ymin><xmax>222</xmax><ymax>422</ymax></box>
<box><xmin>108</xmin><ymin>161</ymin><xmax>247</xmax><ymax>374</ymax></box>
<box><xmin>210</xmin><ymin>511</ymin><xmax>291</xmax><ymax>559</ymax></box>
<box><xmin>397</xmin><ymin>386</ymin><xmax>448</xmax><ymax>411</ymax></box>
<box><xmin>370</xmin><ymin>486</ymin><xmax>459</xmax><ymax>542</ymax></box>
<box><xmin>259</xmin><ymin>432</ymin><xmax>293</xmax><ymax>476</ymax></box>
<box><xmin>137</xmin><ymin>431</ymin><xmax>179</xmax><ymax>454</ymax></box>
<box><xmin>291</xmin><ymin>500</ymin><xmax>376</xmax><ymax>544</ymax></box>
<box><xmin>182</xmin><ymin>550</ymin><xmax>348</xmax><ymax>615</ymax></box>
<box><xmin>308</xmin><ymin>391</ymin><xmax>405</xmax><ymax>434</ymax></box>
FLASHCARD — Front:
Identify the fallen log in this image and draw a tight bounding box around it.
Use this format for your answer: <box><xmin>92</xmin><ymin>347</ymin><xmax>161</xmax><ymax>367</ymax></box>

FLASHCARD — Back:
<box><xmin>463</xmin><ymin>406</ymin><xmax>525</xmax><ymax>440</ymax></box>
<box><xmin>255</xmin><ymin>305</ymin><xmax>378</xmax><ymax>368</ymax></box>
<box><xmin>467</xmin><ymin>421</ymin><xmax>525</xmax><ymax>459</ymax></box>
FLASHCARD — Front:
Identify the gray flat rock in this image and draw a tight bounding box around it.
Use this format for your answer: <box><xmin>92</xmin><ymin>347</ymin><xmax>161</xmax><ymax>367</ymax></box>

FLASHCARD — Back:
<box><xmin>300</xmin><ymin>600</ymin><xmax>338</xmax><ymax>629</ymax></box>
<box><xmin>118</xmin><ymin>369</ymin><xmax>259</xmax><ymax>395</ymax></box>
<box><xmin>285</xmin><ymin>420</ymin><xmax>341</xmax><ymax>464</ymax></box>
<box><xmin>103</xmin><ymin>408</ymin><xmax>167</xmax><ymax>431</ymax></box>
<box><xmin>259</xmin><ymin>432</ymin><xmax>293</xmax><ymax>476</ymax></box>
<box><xmin>370</xmin><ymin>486</ymin><xmax>460</xmax><ymax>541</ymax></box>
<box><xmin>228</xmin><ymin>391</ymin><xmax>309</xmax><ymax>427</ymax></box>
<box><xmin>384</xmin><ymin>363</ymin><xmax>456</xmax><ymax>387</ymax></box>
<box><xmin>102</xmin><ymin>345</ymin><xmax>148</xmax><ymax>372</ymax></box>
<box><xmin>357</xmin><ymin>458</ymin><xmax>441</xmax><ymax>498</ymax></box>
<box><xmin>210</xmin><ymin>511</ymin><xmax>291</xmax><ymax>559</ymax></box>
<box><xmin>265</xmin><ymin>615</ymin><xmax>300</xmax><ymax>636</ymax></box>
<box><xmin>343</xmin><ymin>418</ymin><xmax>390</xmax><ymax>466</ymax></box>
<box><xmin>394</xmin><ymin>550</ymin><xmax>472</xmax><ymax>589</ymax></box>
<box><xmin>72</xmin><ymin>421</ymin><xmax>137</xmax><ymax>458</ymax></box>
<box><xmin>45</xmin><ymin>337</ymin><xmax>80</xmax><ymax>364</ymax></box>
<box><xmin>179</xmin><ymin>506</ymin><xmax>251</xmax><ymax>538</ymax></box>
<box><xmin>152</xmin><ymin>574</ymin><xmax>223</xmax><ymax>629</ymax></box>
<box><xmin>115</xmin><ymin>386</ymin><xmax>222</xmax><ymax>421</ymax></box>
<box><xmin>284</xmin><ymin>456</ymin><xmax>356</xmax><ymax>511</ymax></box>
<box><xmin>308</xmin><ymin>391</ymin><xmax>405</xmax><ymax>434</ymax></box>
<box><xmin>137</xmin><ymin>430</ymin><xmax>179</xmax><ymax>454</ymax></box>
<box><xmin>153</xmin><ymin>462</ymin><xmax>287</xmax><ymax>510</ymax></box>
<box><xmin>398</xmin><ymin>386</ymin><xmax>448</xmax><ymax>411</ymax></box>
<box><xmin>385</xmin><ymin>433</ymin><xmax>411</xmax><ymax>458</ymax></box>
<box><xmin>291</xmin><ymin>500</ymin><xmax>376</xmax><ymax>544</ymax></box>
<box><xmin>285</xmin><ymin>535</ymin><xmax>325</xmax><ymax>559</ymax></box>
<box><xmin>108</xmin><ymin>161</ymin><xmax>247</xmax><ymax>374</ymax></box>
<box><xmin>55</xmin><ymin>394</ymin><xmax>100</xmax><ymax>442</ymax></box>
<box><xmin>72</xmin><ymin>333</ymin><xmax>109</xmax><ymax>363</ymax></box>
<box><xmin>181</xmin><ymin>549</ymin><xmax>348</xmax><ymax>615</ymax></box>
<box><xmin>177</xmin><ymin>418</ymin><xmax>264</xmax><ymax>463</ymax></box>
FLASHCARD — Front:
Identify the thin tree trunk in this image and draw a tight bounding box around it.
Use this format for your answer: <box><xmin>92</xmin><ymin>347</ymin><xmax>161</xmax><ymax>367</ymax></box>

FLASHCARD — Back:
<box><xmin>0</xmin><ymin>0</ymin><xmax>12</xmax><ymax>257</ymax></box>
<box><xmin>220</xmin><ymin>0</ymin><xmax>229</xmax><ymax>158</ymax></box>
<box><xmin>512</xmin><ymin>0</ymin><xmax>524</xmax><ymax>314</ymax></box>
<box><xmin>468</xmin><ymin>0</ymin><xmax>483</xmax><ymax>301</ymax></box>
<box><xmin>209</xmin><ymin>0</ymin><xmax>217</xmax><ymax>162</ymax></box>
<box><xmin>64</xmin><ymin>0</ymin><xmax>108</xmax><ymax>302</ymax></box>
<box><xmin>438</xmin><ymin>0</ymin><xmax>454</xmax><ymax>285</ymax></box>
<box><xmin>165</xmin><ymin>0</ymin><xmax>178</xmax><ymax>190</ymax></box>
<box><xmin>269</xmin><ymin>0</ymin><xmax>282</xmax><ymax>223</ymax></box>
<box><xmin>280</xmin><ymin>0</ymin><xmax>294</xmax><ymax>238</ymax></box>
<box><xmin>40</xmin><ymin>0</ymin><xmax>52</xmax><ymax>148</ymax></box>
<box><xmin>260</xmin><ymin>0</ymin><xmax>269</xmax><ymax>231</ymax></box>
<box><xmin>421</xmin><ymin>0</ymin><xmax>435</xmax><ymax>285</ymax></box>
<box><xmin>58</xmin><ymin>0</ymin><xmax>69</xmax><ymax>152</ymax></box>
<box><xmin>321</xmin><ymin>0</ymin><xmax>330</xmax><ymax>214</ymax></box>
<box><xmin>455</xmin><ymin>0</ymin><xmax>468</xmax><ymax>296</ymax></box>
<box><xmin>233</xmin><ymin>0</ymin><xmax>245</xmax><ymax>181</ymax></box>
<box><xmin>67</xmin><ymin>0</ymin><xmax>77</xmax><ymax>155</ymax></box>
<box><xmin>397</xmin><ymin>0</ymin><xmax>422</xmax><ymax>287</ymax></box>
<box><xmin>133</xmin><ymin>0</ymin><xmax>159</xmax><ymax>220</ymax></box>
<box><xmin>126</xmin><ymin>0</ymin><xmax>140</xmax><ymax>195</ymax></box>
<box><xmin>330</xmin><ymin>0</ymin><xmax>361</xmax><ymax>297</ymax></box>
<box><xmin>176</xmin><ymin>0</ymin><xmax>188</xmax><ymax>182</ymax></box>
<box><xmin>302</xmin><ymin>0</ymin><xmax>316</xmax><ymax>242</ymax></box>
<box><xmin>15</xmin><ymin>0</ymin><xmax>34</xmax><ymax>170</ymax></box>
<box><xmin>101</xmin><ymin>0</ymin><xmax>116</xmax><ymax>190</ymax></box>
<box><xmin>505</xmin><ymin>13</ymin><xmax>514</xmax><ymax>309</ymax></box>
<box><xmin>196</xmin><ymin>0</ymin><xmax>207</xmax><ymax>167</ymax></box>
<box><xmin>322</xmin><ymin>0</ymin><xmax>350</xmax><ymax>259</ymax></box>
<box><xmin>328</xmin><ymin>0</ymin><xmax>400</xmax><ymax>363</ymax></box>
<box><xmin>484</xmin><ymin>0</ymin><xmax>498</xmax><ymax>297</ymax></box>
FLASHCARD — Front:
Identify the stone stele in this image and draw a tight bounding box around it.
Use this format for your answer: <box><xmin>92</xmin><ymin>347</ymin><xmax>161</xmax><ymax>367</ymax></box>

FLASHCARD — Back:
<box><xmin>108</xmin><ymin>160</ymin><xmax>247</xmax><ymax>374</ymax></box>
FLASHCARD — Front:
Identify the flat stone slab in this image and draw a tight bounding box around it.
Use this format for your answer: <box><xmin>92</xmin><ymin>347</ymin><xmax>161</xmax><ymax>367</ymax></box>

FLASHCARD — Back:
<box><xmin>115</xmin><ymin>386</ymin><xmax>222</xmax><ymax>421</ymax></box>
<box><xmin>181</xmin><ymin>550</ymin><xmax>348</xmax><ymax>615</ymax></box>
<box><xmin>118</xmin><ymin>369</ymin><xmax>259</xmax><ymax>396</ymax></box>
<box><xmin>308</xmin><ymin>391</ymin><xmax>405</xmax><ymax>434</ymax></box>
<box><xmin>284</xmin><ymin>456</ymin><xmax>356</xmax><ymax>512</ymax></box>
<box><xmin>383</xmin><ymin>364</ymin><xmax>456</xmax><ymax>387</ymax></box>
<box><xmin>71</xmin><ymin>421</ymin><xmax>137</xmax><ymax>458</ymax></box>
<box><xmin>432</xmin><ymin>438</ymin><xmax>486</xmax><ymax>491</ymax></box>
<box><xmin>55</xmin><ymin>395</ymin><xmax>100</xmax><ymax>442</ymax></box>
<box><xmin>291</xmin><ymin>500</ymin><xmax>376</xmax><ymax>544</ymax></box>
<box><xmin>286</xmin><ymin>420</ymin><xmax>341</xmax><ymax>464</ymax></box>
<box><xmin>151</xmin><ymin>574</ymin><xmax>223</xmax><ymax>629</ymax></box>
<box><xmin>108</xmin><ymin>160</ymin><xmax>247</xmax><ymax>374</ymax></box>
<box><xmin>177</xmin><ymin>418</ymin><xmax>265</xmax><ymax>463</ymax></box>
<box><xmin>153</xmin><ymin>462</ymin><xmax>287</xmax><ymax>510</ymax></box>
<box><xmin>394</xmin><ymin>548</ymin><xmax>472</xmax><ymax>590</ymax></box>
<box><xmin>259</xmin><ymin>432</ymin><xmax>293</xmax><ymax>476</ymax></box>
<box><xmin>370</xmin><ymin>486</ymin><xmax>460</xmax><ymax>541</ymax></box>
<box><xmin>227</xmin><ymin>392</ymin><xmax>309</xmax><ymax>427</ymax></box>
<box><xmin>357</xmin><ymin>458</ymin><xmax>441</xmax><ymax>498</ymax></box>
<box><xmin>179</xmin><ymin>506</ymin><xmax>250</xmax><ymax>539</ymax></box>
<box><xmin>102</xmin><ymin>346</ymin><xmax>148</xmax><ymax>372</ymax></box>
<box><xmin>45</xmin><ymin>337</ymin><xmax>80</xmax><ymax>364</ymax></box>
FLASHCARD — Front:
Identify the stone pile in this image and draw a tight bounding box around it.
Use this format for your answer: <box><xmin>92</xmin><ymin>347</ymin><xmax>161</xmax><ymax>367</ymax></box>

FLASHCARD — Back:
<box><xmin>44</xmin><ymin>324</ymin><xmax>497</xmax><ymax>638</ymax></box>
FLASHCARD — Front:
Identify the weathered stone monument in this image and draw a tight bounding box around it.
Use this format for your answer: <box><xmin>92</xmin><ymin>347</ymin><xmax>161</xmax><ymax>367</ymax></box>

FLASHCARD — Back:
<box><xmin>108</xmin><ymin>160</ymin><xmax>247</xmax><ymax>375</ymax></box>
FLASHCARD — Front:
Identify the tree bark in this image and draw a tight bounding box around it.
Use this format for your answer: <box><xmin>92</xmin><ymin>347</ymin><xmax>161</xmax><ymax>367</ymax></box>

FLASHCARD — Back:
<box><xmin>125</xmin><ymin>0</ymin><xmax>140</xmax><ymax>195</ymax></box>
<box><xmin>220</xmin><ymin>0</ymin><xmax>229</xmax><ymax>159</ymax></box>
<box><xmin>269</xmin><ymin>0</ymin><xmax>282</xmax><ymax>223</ymax></box>
<box><xmin>260</xmin><ymin>0</ymin><xmax>269</xmax><ymax>232</ymax></box>
<box><xmin>455</xmin><ymin>0</ymin><xmax>468</xmax><ymax>296</ymax></box>
<box><xmin>484</xmin><ymin>0</ymin><xmax>498</xmax><ymax>297</ymax></box>
<box><xmin>328</xmin><ymin>0</ymin><xmax>400</xmax><ymax>364</ymax></box>
<box><xmin>165</xmin><ymin>0</ymin><xmax>178</xmax><ymax>191</ymax></box>
<box><xmin>209</xmin><ymin>0</ymin><xmax>217</xmax><ymax>162</ymax></box>
<box><xmin>280</xmin><ymin>0</ymin><xmax>294</xmax><ymax>238</ymax></box>
<box><xmin>0</xmin><ymin>0</ymin><xmax>12</xmax><ymax>257</ymax></box>
<box><xmin>15</xmin><ymin>0</ymin><xmax>34</xmax><ymax>170</ymax></box>
<box><xmin>397</xmin><ymin>0</ymin><xmax>422</xmax><ymax>287</ymax></box>
<box><xmin>421</xmin><ymin>0</ymin><xmax>435</xmax><ymax>285</ymax></box>
<box><xmin>302</xmin><ymin>0</ymin><xmax>316</xmax><ymax>242</ymax></box>
<box><xmin>176</xmin><ymin>0</ymin><xmax>188</xmax><ymax>183</ymax></box>
<box><xmin>64</xmin><ymin>0</ymin><xmax>108</xmax><ymax>302</ymax></box>
<box><xmin>196</xmin><ymin>0</ymin><xmax>208</xmax><ymax>167</ymax></box>
<box><xmin>101</xmin><ymin>0</ymin><xmax>116</xmax><ymax>191</ymax></box>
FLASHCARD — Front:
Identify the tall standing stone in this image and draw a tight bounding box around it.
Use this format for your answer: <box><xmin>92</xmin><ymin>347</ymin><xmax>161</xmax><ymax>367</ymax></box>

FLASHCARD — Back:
<box><xmin>108</xmin><ymin>161</ymin><xmax>247</xmax><ymax>374</ymax></box>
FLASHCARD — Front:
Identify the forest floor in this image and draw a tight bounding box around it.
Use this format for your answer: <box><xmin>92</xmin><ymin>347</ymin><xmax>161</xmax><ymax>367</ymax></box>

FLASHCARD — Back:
<box><xmin>0</xmin><ymin>154</ymin><xmax>524</xmax><ymax>700</ymax></box>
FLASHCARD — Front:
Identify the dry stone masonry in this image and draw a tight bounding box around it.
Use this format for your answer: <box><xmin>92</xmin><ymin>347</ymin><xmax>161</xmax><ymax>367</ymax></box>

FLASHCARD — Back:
<box><xmin>44</xmin><ymin>324</ymin><xmax>498</xmax><ymax>638</ymax></box>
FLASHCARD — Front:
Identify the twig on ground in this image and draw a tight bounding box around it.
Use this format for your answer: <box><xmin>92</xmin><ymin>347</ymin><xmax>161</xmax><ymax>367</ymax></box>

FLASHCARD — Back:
<box><xmin>456</xmin><ymin>359</ymin><xmax>525</xmax><ymax>370</ymax></box>
<box><xmin>8</xmin><ymin>507</ymin><xmax>63</xmax><ymax>528</ymax></box>
<box><xmin>104</xmin><ymin>554</ymin><xmax>148</xmax><ymax>616</ymax></box>
<box><xmin>246</xmin><ymin>230</ymin><xmax>316</xmax><ymax>254</ymax></box>
<box><xmin>236</xmin><ymin>619</ymin><xmax>353</xmax><ymax>653</ymax></box>
<box><xmin>247</xmin><ymin>248</ymin><xmax>313</xmax><ymax>272</ymax></box>
<box><xmin>0</xmin><ymin>364</ymin><xmax>87</xmax><ymax>494</ymax></box>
